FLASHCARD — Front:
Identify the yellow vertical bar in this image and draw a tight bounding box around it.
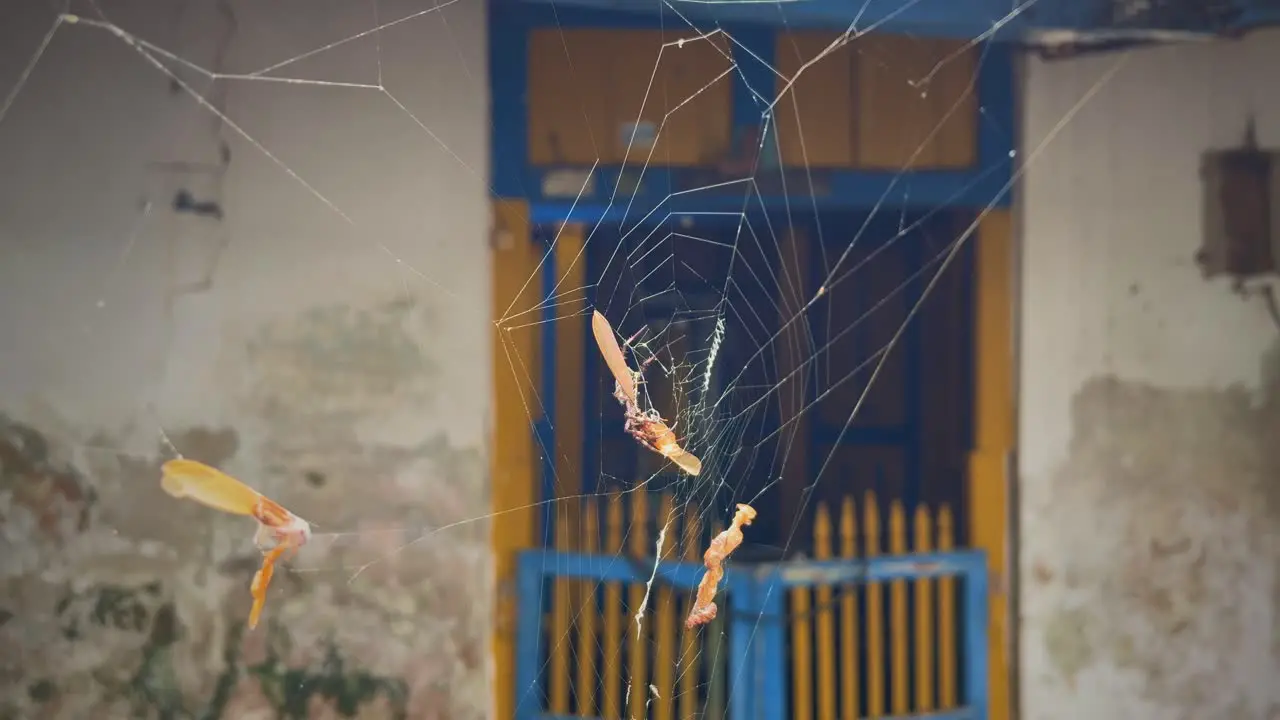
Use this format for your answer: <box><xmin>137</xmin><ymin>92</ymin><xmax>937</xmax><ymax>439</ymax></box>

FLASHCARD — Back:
<box><xmin>864</xmin><ymin>490</ymin><xmax>884</xmax><ymax>717</ymax></box>
<box><xmin>551</xmin><ymin>221</ymin><xmax>587</xmax><ymax>716</ymax></box>
<box><xmin>792</xmin><ymin>529</ymin><xmax>814</xmax><ymax>720</ymax></box>
<box><xmin>654</xmin><ymin>493</ymin><xmax>677</xmax><ymax>720</ymax></box>
<box><xmin>550</xmin><ymin>499</ymin><xmax>575</xmax><ymax>714</ymax></box>
<box><xmin>889</xmin><ymin>501</ymin><xmax>908</xmax><ymax>714</ymax></box>
<box><xmin>914</xmin><ymin>505</ymin><xmax>935</xmax><ymax>712</ymax></box>
<box><xmin>972</xmin><ymin>209</ymin><xmax>1013</xmax><ymax>720</ymax></box>
<box><xmin>492</xmin><ymin>200</ymin><xmax>540</xmax><ymax>720</ymax></box>
<box><xmin>938</xmin><ymin>506</ymin><xmax>957</xmax><ymax>708</ymax></box>
<box><xmin>553</xmin><ymin>221</ymin><xmax>587</xmax><ymax>502</ymax></box>
<box><xmin>577</xmin><ymin>498</ymin><xmax>600</xmax><ymax>716</ymax></box>
<box><xmin>679</xmin><ymin>502</ymin><xmax>702</xmax><ymax>720</ymax></box>
<box><xmin>972</xmin><ymin>210</ymin><xmax>1015</xmax><ymax>471</ymax></box>
<box><xmin>603</xmin><ymin>495</ymin><xmax>625</xmax><ymax>718</ymax></box>
<box><xmin>814</xmin><ymin>504</ymin><xmax>836</xmax><ymax>720</ymax></box>
<box><xmin>839</xmin><ymin>496</ymin><xmax>859</xmax><ymax>720</ymax></box>
<box><xmin>628</xmin><ymin>491</ymin><xmax>651</xmax><ymax>720</ymax></box>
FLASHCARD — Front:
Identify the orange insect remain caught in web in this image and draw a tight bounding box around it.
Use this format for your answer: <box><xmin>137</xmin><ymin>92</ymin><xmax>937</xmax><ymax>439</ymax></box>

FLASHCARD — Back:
<box><xmin>591</xmin><ymin>309</ymin><xmax>702</xmax><ymax>476</ymax></box>
<box><xmin>686</xmin><ymin>503</ymin><xmax>755</xmax><ymax>629</ymax></box>
<box><xmin>160</xmin><ymin>458</ymin><xmax>311</xmax><ymax>629</ymax></box>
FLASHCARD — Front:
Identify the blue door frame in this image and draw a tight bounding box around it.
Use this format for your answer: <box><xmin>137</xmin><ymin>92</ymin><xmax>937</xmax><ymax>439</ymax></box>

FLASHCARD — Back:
<box><xmin>513</xmin><ymin>548</ymin><xmax>990</xmax><ymax>720</ymax></box>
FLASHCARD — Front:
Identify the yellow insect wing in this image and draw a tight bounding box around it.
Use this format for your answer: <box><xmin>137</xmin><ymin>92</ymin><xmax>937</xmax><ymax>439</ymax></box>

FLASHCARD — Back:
<box><xmin>591</xmin><ymin>310</ymin><xmax>638</xmax><ymax>405</ymax></box>
<box><xmin>668</xmin><ymin>448</ymin><xmax>702</xmax><ymax>476</ymax></box>
<box><xmin>160</xmin><ymin>458</ymin><xmax>261</xmax><ymax>517</ymax></box>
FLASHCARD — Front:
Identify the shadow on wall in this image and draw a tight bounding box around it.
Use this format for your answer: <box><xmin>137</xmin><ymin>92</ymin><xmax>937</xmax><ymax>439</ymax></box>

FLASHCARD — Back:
<box><xmin>0</xmin><ymin>414</ymin><xmax>488</xmax><ymax>720</ymax></box>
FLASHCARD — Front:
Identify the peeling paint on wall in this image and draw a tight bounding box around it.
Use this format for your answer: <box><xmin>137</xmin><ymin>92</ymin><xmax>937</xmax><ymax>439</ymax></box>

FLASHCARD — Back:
<box><xmin>0</xmin><ymin>297</ymin><xmax>489</xmax><ymax>720</ymax></box>
<box><xmin>1023</xmin><ymin>373</ymin><xmax>1280</xmax><ymax>719</ymax></box>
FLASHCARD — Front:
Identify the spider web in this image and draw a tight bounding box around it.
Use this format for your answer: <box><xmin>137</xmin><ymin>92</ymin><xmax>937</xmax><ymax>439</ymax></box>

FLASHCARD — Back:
<box><xmin>0</xmin><ymin>1</ymin><xmax>1120</xmax><ymax>718</ymax></box>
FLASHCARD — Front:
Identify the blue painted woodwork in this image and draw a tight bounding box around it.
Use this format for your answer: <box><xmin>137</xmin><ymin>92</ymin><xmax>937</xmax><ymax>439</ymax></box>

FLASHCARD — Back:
<box><xmin>500</xmin><ymin>0</ymin><xmax>1027</xmax><ymax>39</ymax></box>
<box><xmin>488</xmin><ymin>2</ymin><xmax>1018</xmax><ymax>222</ymax></box>
<box><xmin>502</xmin><ymin>0</ymin><xmax>1280</xmax><ymax>39</ymax></box>
<box><xmin>1046</xmin><ymin>0</ymin><xmax>1275</xmax><ymax>35</ymax></box>
<box><xmin>513</xmin><ymin>548</ymin><xmax>991</xmax><ymax>720</ymax></box>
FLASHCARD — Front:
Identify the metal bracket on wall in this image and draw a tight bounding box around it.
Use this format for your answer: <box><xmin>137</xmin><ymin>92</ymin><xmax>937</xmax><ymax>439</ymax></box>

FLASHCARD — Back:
<box><xmin>1197</xmin><ymin>117</ymin><xmax>1280</xmax><ymax>331</ymax></box>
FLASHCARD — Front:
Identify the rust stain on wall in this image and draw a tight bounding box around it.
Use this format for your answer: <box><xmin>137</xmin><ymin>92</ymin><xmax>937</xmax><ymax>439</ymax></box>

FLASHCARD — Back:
<box><xmin>1028</xmin><ymin>371</ymin><xmax>1280</xmax><ymax>717</ymax></box>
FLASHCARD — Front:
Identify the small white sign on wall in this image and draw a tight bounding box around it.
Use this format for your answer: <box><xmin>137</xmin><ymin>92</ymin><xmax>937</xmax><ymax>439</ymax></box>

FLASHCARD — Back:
<box><xmin>620</xmin><ymin>120</ymin><xmax>657</xmax><ymax>151</ymax></box>
<box><xmin>541</xmin><ymin>169</ymin><xmax>596</xmax><ymax>199</ymax></box>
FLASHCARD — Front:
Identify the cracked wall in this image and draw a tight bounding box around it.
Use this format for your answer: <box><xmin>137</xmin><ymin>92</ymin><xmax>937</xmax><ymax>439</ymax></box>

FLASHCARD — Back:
<box><xmin>0</xmin><ymin>1</ymin><xmax>491</xmax><ymax>718</ymax></box>
<box><xmin>1020</xmin><ymin>29</ymin><xmax>1280</xmax><ymax>720</ymax></box>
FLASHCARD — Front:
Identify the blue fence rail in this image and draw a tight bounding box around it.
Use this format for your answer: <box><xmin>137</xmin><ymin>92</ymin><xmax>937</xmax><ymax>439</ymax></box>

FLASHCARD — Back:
<box><xmin>514</xmin><ymin>548</ymin><xmax>989</xmax><ymax>720</ymax></box>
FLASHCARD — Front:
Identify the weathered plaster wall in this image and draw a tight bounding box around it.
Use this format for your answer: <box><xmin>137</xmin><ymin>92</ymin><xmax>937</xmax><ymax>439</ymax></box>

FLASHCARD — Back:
<box><xmin>1020</xmin><ymin>29</ymin><xmax>1280</xmax><ymax>720</ymax></box>
<box><xmin>0</xmin><ymin>1</ymin><xmax>491</xmax><ymax>718</ymax></box>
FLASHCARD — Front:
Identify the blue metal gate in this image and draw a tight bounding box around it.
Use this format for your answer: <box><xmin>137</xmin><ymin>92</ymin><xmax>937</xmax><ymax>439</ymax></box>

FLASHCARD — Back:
<box><xmin>514</xmin><ymin>548</ymin><xmax>989</xmax><ymax>720</ymax></box>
